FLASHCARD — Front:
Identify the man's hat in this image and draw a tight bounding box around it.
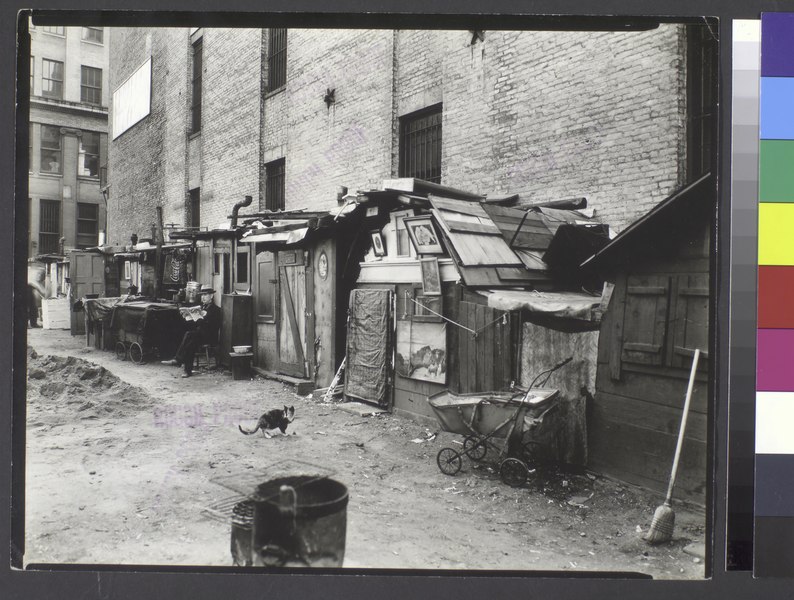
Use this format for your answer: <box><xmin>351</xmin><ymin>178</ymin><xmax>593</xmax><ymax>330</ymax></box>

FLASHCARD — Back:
<box><xmin>200</xmin><ymin>284</ymin><xmax>215</xmax><ymax>294</ymax></box>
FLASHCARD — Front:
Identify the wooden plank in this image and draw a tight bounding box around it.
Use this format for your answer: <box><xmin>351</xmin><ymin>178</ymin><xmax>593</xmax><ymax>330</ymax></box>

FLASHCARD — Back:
<box><xmin>592</xmin><ymin>390</ymin><xmax>707</xmax><ymax>443</ymax></box>
<box><xmin>465</xmin><ymin>303</ymin><xmax>477</xmax><ymax>393</ymax></box>
<box><xmin>595</xmin><ymin>362</ymin><xmax>708</xmax><ymax>414</ymax></box>
<box><xmin>588</xmin><ymin>414</ymin><xmax>707</xmax><ymax>502</ymax></box>
<box><xmin>430</xmin><ymin>196</ymin><xmax>489</xmax><ymax>218</ymax></box>
<box><xmin>483</xmin><ymin>305</ymin><xmax>496</xmax><ymax>391</ymax></box>
<box><xmin>305</xmin><ymin>264</ymin><xmax>315</xmax><ymax>382</ymax></box>
<box><xmin>279</xmin><ymin>266</ymin><xmax>306</xmax><ymax>376</ymax></box>
<box><xmin>609</xmin><ymin>273</ymin><xmax>627</xmax><ymax>380</ymax></box>
<box><xmin>445</xmin><ymin>219</ymin><xmax>502</xmax><ymax>235</ymax></box>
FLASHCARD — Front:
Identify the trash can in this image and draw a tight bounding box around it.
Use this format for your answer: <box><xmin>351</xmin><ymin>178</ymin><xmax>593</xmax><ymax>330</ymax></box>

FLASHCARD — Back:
<box><xmin>250</xmin><ymin>476</ymin><xmax>349</xmax><ymax>567</ymax></box>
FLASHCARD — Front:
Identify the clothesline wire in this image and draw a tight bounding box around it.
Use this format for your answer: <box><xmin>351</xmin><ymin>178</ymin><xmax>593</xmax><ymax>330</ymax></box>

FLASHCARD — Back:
<box><xmin>408</xmin><ymin>295</ymin><xmax>506</xmax><ymax>337</ymax></box>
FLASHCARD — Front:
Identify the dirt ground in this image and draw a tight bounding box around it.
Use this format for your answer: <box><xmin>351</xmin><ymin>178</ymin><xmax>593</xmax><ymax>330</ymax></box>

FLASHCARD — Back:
<box><xmin>23</xmin><ymin>328</ymin><xmax>706</xmax><ymax>578</ymax></box>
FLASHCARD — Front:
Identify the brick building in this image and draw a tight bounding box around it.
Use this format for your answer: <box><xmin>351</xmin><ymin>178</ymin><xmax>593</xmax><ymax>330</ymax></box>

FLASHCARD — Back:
<box><xmin>108</xmin><ymin>24</ymin><xmax>714</xmax><ymax>240</ymax></box>
<box><xmin>28</xmin><ymin>23</ymin><xmax>109</xmax><ymax>257</ymax></box>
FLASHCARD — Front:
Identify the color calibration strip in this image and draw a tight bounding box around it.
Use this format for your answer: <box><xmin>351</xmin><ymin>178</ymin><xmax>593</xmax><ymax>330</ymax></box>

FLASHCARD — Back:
<box><xmin>755</xmin><ymin>12</ymin><xmax>794</xmax><ymax>578</ymax></box>
<box><xmin>728</xmin><ymin>19</ymin><xmax>760</xmax><ymax>571</ymax></box>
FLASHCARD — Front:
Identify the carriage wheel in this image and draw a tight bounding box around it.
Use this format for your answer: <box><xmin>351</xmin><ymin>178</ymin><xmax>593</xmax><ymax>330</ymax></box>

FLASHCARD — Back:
<box><xmin>129</xmin><ymin>342</ymin><xmax>145</xmax><ymax>365</ymax></box>
<box><xmin>500</xmin><ymin>458</ymin><xmax>529</xmax><ymax>488</ymax></box>
<box><xmin>115</xmin><ymin>342</ymin><xmax>128</xmax><ymax>361</ymax></box>
<box><xmin>521</xmin><ymin>441</ymin><xmax>543</xmax><ymax>467</ymax></box>
<box><xmin>436</xmin><ymin>448</ymin><xmax>462</xmax><ymax>476</ymax></box>
<box><xmin>463</xmin><ymin>435</ymin><xmax>487</xmax><ymax>461</ymax></box>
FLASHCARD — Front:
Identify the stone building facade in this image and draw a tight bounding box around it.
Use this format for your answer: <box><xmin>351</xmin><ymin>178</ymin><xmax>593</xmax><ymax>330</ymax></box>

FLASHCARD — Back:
<box><xmin>108</xmin><ymin>24</ymin><xmax>711</xmax><ymax>242</ymax></box>
<box><xmin>28</xmin><ymin>23</ymin><xmax>109</xmax><ymax>257</ymax></box>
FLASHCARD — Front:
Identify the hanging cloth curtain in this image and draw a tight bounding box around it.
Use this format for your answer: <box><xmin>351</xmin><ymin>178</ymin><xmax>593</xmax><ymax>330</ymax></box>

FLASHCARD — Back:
<box><xmin>344</xmin><ymin>289</ymin><xmax>392</xmax><ymax>407</ymax></box>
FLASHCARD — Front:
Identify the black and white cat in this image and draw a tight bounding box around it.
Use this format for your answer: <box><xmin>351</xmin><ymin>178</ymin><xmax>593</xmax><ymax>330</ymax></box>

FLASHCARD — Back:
<box><xmin>238</xmin><ymin>405</ymin><xmax>295</xmax><ymax>438</ymax></box>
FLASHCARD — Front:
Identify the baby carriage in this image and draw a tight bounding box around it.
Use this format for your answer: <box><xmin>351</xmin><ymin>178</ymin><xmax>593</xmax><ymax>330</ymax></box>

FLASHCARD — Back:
<box><xmin>428</xmin><ymin>357</ymin><xmax>572</xmax><ymax>487</ymax></box>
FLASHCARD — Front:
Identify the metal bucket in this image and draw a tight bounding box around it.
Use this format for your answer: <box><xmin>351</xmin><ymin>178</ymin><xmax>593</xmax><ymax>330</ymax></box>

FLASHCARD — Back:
<box><xmin>251</xmin><ymin>476</ymin><xmax>349</xmax><ymax>568</ymax></box>
<box><xmin>185</xmin><ymin>281</ymin><xmax>201</xmax><ymax>304</ymax></box>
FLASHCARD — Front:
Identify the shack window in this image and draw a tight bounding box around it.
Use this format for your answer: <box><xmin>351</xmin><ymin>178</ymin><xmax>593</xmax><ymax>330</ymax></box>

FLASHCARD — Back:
<box><xmin>40</xmin><ymin>125</ymin><xmax>62</xmax><ymax>174</ymax></box>
<box><xmin>265</xmin><ymin>158</ymin><xmax>285</xmax><ymax>211</ymax></box>
<box><xmin>42</xmin><ymin>59</ymin><xmax>63</xmax><ymax>99</ymax></box>
<box><xmin>39</xmin><ymin>199</ymin><xmax>61</xmax><ymax>254</ymax></box>
<box><xmin>399</xmin><ymin>104</ymin><xmax>442</xmax><ymax>183</ymax></box>
<box><xmin>256</xmin><ymin>251</ymin><xmax>276</xmax><ymax>321</ymax></box>
<box><xmin>76</xmin><ymin>202</ymin><xmax>99</xmax><ymax>248</ymax></box>
<box><xmin>236</xmin><ymin>247</ymin><xmax>249</xmax><ymax>285</ymax></box>
<box><xmin>80</xmin><ymin>65</ymin><xmax>102</xmax><ymax>105</ymax></box>
<box><xmin>620</xmin><ymin>275</ymin><xmax>671</xmax><ymax>367</ymax></box>
<box><xmin>267</xmin><ymin>28</ymin><xmax>287</xmax><ymax>92</ymax></box>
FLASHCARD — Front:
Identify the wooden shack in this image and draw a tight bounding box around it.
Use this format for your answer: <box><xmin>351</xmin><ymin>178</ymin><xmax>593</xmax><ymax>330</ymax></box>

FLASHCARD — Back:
<box><xmin>582</xmin><ymin>174</ymin><xmax>713</xmax><ymax>503</ymax></box>
<box><xmin>345</xmin><ymin>181</ymin><xmax>607</xmax><ymax>467</ymax></box>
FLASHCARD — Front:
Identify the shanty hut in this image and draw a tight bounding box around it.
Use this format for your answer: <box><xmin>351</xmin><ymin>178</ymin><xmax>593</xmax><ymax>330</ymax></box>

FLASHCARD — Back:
<box><xmin>345</xmin><ymin>179</ymin><xmax>611</xmax><ymax>465</ymax></box>
<box><xmin>581</xmin><ymin>174</ymin><xmax>713</xmax><ymax>503</ymax></box>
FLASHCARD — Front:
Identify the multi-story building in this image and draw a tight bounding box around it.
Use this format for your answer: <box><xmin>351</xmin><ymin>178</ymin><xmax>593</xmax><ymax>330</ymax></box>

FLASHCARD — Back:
<box><xmin>28</xmin><ymin>23</ymin><xmax>109</xmax><ymax>258</ymax></box>
<box><xmin>108</xmin><ymin>25</ymin><xmax>714</xmax><ymax>239</ymax></box>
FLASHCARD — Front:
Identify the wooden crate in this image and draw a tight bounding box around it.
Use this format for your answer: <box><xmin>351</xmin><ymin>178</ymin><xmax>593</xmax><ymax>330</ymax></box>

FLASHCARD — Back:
<box><xmin>42</xmin><ymin>297</ymin><xmax>71</xmax><ymax>329</ymax></box>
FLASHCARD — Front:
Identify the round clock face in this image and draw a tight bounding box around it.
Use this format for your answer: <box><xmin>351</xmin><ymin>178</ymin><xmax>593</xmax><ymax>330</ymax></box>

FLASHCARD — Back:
<box><xmin>318</xmin><ymin>252</ymin><xmax>328</xmax><ymax>279</ymax></box>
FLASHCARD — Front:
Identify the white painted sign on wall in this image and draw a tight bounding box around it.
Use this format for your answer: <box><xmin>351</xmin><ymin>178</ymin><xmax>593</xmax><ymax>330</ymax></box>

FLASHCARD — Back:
<box><xmin>112</xmin><ymin>58</ymin><xmax>152</xmax><ymax>139</ymax></box>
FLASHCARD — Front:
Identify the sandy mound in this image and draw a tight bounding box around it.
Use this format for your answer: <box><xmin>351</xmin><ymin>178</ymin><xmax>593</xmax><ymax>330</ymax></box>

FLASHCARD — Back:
<box><xmin>27</xmin><ymin>349</ymin><xmax>153</xmax><ymax>422</ymax></box>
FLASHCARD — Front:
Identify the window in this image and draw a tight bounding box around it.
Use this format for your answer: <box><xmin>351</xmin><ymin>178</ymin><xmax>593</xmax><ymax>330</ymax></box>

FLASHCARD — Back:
<box><xmin>42</xmin><ymin>26</ymin><xmax>65</xmax><ymax>36</ymax></box>
<box><xmin>78</xmin><ymin>131</ymin><xmax>100</xmax><ymax>177</ymax></box>
<box><xmin>265</xmin><ymin>159</ymin><xmax>286</xmax><ymax>211</ymax></box>
<box><xmin>29</xmin><ymin>124</ymin><xmax>33</xmax><ymax>171</ymax></box>
<box><xmin>687</xmin><ymin>23</ymin><xmax>717</xmax><ymax>180</ymax></box>
<box><xmin>189</xmin><ymin>188</ymin><xmax>200</xmax><ymax>228</ymax></box>
<box><xmin>267</xmin><ymin>28</ymin><xmax>287</xmax><ymax>92</ymax></box>
<box><xmin>81</xmin><ymin>66</ymin><xmax>102</xmax><ymax>105</ymax></box>
<box><xmin>256</xmin><ymin>252</ymin><xmax>276</xmax><ymax>321</ymax></box>
<box><xmin>82</xmin><ymin>27</ymin><xmax>103</xmax><ymax>43</ymax></box>
<box><xmin>191</xmin><ymin>38</ymin><xmax>203</xmax><ymax>134</ymax></box>
<box><xmin>42</xmin><ymin>59</ymin><xmax>64</xmax><ymax>99</ymax></box>
<box><xmin>30</xmin><ymin>56</ymin><xmax>34</xmax><ymax>94</ymax></box>
<box><xmin>236</xmin><ymin>248</ymin><xmax>249</xmax><ymax>285</ymax></box>
<box><xmin>39</xmin><ymin>199</ymin><xmax>61</xmax><ymax>254</ymax></box>
<box><xmin>76</xmin><ymin>203</ymin><xmax>99</xmax><ymax>248</ymax></box>
<box><xmin>40</xmin><ymin>125</ymin><xmax>62</xmax><ymax>174</ymax></box>
<box><xmin>399</xmin><ymin>104</ymin><xmax>442</xmax><ymax>183</ymax></box>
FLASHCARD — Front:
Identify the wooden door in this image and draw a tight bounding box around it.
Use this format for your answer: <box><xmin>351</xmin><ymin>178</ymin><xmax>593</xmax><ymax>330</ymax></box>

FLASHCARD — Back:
<box><xmin>70</xmin><ymin>251</ymin><xmax>106</xmax><ymax>335</ymax></box>
<box><xmin>278</xmin><ymin>256</ymin><xmax>308</xmax><ymax>378</ymax></box>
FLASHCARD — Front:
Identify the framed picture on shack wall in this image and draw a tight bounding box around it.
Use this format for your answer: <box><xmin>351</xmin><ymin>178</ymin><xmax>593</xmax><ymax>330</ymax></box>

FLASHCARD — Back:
<box><xmin>404</xmin><ymin>215</ymin><xmax>444</xmax><ymax>255</ymax></box>
<box><xmin>395</xmin><ymin>319</ymin><xmax>447</xmax><ymax>384</ymax></box>
<box><xmin>370</xmin><ymin>230</ymin><xmax>386</xmax><ymax>257</ymax></box>
<box><xmin>420</xmin><ymin>257</ymin><xmax>441</xmax><ymax>295</ymax></box>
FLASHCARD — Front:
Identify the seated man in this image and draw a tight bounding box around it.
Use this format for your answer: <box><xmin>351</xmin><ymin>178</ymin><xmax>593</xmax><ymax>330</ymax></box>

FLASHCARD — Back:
<box><xmin>162</xmin><ymin>284</ymin><xmax>221</xmax><ymax>377</ymax></box>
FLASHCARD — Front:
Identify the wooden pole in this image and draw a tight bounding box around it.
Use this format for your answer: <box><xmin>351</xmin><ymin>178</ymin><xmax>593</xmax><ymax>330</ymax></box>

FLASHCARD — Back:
<box><xmin>155</xmin><ymin>206</ymin><xmax>164</xmax><ymax>299</ymax></box>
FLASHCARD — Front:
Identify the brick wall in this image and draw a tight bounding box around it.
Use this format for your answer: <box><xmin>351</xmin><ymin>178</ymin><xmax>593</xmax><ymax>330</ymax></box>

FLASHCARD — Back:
<box><xmin>199</xmin><ymin>29</ymin><xmax>262</xmax><ymax>227</ymax></box>
<box><xmin>265</xmin><ymin>29</ymin><xmax>395</xmax><ymax>212</ymax></box>
<box><xmin>110</xmin><ymin>25</ymin><xmax>691</xmax><ymax>238</ymax></box>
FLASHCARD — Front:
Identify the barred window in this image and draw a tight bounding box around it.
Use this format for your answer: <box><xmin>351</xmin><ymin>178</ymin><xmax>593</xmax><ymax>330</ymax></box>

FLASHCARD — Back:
<box><xmin>267</xmin><ymin>28</ymin><xmax>287</xmax><ymax>92</ymax></box>
<box><xmin>41</xmin><ymin>125</ymin><xmax>62</xmax><ymax>174</ymax></box>
<box><xmin>39</xmin><ymin>199</ymin><xmax>61</xmax><ymax>254</ymax></box>
<box><xmin>81</xmin><ymin>65</ymin><xmax>102</xmax><ymax>105</ymax></box>
<box><xmin>76</xmin><ymin>203</ymin><xmax>99</xmax><ymax>248</ymax></box>
<box><xmin>78</xmin><ymin>131</ymin><xmax>100</xmax><ymax>177</ymax></box>
<box><xmin>42</xmin><ymin>59</ymin><xmax>63</xmax><ymax>99</ymax></box>
<box><xmin>82</xmin><ymin>27</ymin><xmax>103</xmax><ymax>43</ymax></box>
<box><xmin>265</xmin><ymin>159</ymin><xmax>285</xmax><ymax>211</ymax></box>
<box><xmin>399</xmin><ymin>105</ymin><xmax>442</xmax><ymax>184</ymax></box>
